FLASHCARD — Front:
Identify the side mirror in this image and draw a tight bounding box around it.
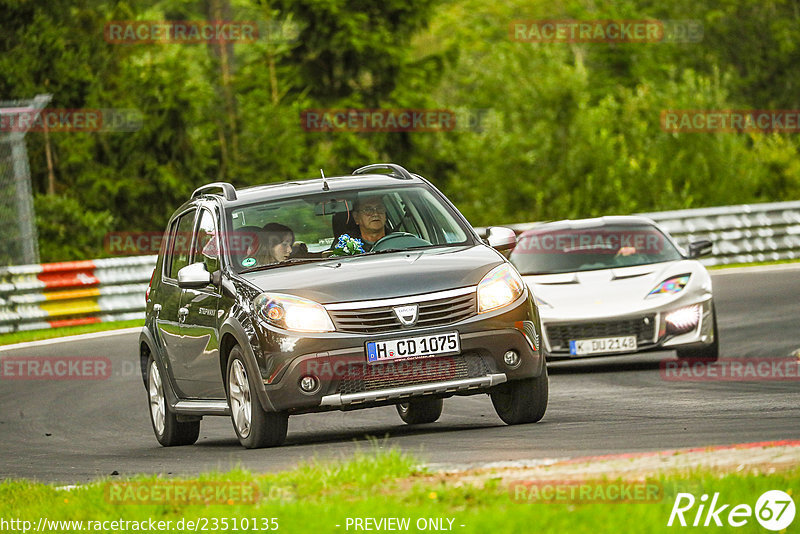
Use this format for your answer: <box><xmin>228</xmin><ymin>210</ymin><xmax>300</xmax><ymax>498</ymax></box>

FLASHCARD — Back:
<box><xmin>687</xmin><ymin>240</ymin><xmax>713</xmax><ymax>258</ymax></box>
<box><xmin>486</xmin><ymin>226</ymin><xmax>517</xmax><ymax>251</ymax></box>
<box><xmin>177</xmin><ymin>262</ymin><xmax>212</xmax><ymax>288</ymax></box>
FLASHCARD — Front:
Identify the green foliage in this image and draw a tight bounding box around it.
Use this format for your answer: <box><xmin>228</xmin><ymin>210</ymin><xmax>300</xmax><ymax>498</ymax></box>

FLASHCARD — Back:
<box><xmin>278</xmin><ymin>0</ymin><xmax>438</xmax><ymax>104</ymax></box>
<box><xmin>34</xmin><ymin>194</ymin><xmax>115</xmax><ymax>261</ymax></box>
<box><xmin>2</xmin><ymin>0</ymin><xmax>800</xmax><ymax>261</ymax></box>
<box><xmin>410</xmin><ymin>0</ymin><xmax>800</xmax><ymax>225</ymax></box>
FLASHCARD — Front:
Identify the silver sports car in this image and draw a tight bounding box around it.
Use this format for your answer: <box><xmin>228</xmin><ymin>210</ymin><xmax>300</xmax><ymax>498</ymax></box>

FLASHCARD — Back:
<box><xmin>509</xmin><ymin>216</ymin><xmax>718</xmax><ymax>361</ymax></box>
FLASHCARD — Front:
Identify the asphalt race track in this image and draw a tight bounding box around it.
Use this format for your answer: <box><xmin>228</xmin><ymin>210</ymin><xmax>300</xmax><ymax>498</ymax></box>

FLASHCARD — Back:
<box><xmin>1</xmin><ymin>265</ymin><xmax>798</xmax><ymax>483</ymax></box>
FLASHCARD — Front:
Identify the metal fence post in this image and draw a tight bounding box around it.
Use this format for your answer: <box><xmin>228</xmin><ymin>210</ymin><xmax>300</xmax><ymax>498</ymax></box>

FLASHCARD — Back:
<box><xmin>0</xmin><ymin>94</ymin><xmax>52</xmax><ymax>266</ymax></box>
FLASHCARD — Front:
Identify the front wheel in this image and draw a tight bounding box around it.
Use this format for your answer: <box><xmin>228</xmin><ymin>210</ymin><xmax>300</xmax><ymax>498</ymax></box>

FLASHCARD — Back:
<box><xmin>146</xmin><ymin>357</ymin><xmax>200</xmax><ymax>447</ymax></box>
<box><xmin>396</xmin><ymin>398</ymin><xmax>443</xmax><ymax>424</ymax></box>
<box><xmin>490</xmin><ymin>365</ymin><xmax>548</xmax><ymax>425</ymax></box>
<box><xmin>226</xmin><ymin>345</ymin><xmax>288</xmax><ymax>449</ymax></box>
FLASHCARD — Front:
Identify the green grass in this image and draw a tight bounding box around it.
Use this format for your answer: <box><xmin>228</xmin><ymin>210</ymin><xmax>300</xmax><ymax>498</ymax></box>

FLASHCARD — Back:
<box><xmin>1</xmin><ymin>447</ymin><xmax>796</xmax><ymax>533</ymax></box>
<box><xmin>0</xmin><ymin>319</ymin><xmax>143</xmax><ymax>346</ymax></box>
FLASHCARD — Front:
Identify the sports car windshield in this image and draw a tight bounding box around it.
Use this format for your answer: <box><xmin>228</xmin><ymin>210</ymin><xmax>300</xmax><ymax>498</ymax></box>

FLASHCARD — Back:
<box><xmin>509</xmin><ymin>224</ymin><xmax>683</xmax><ymax>275</ymax></box>
<box><xmin>226</xmin><ymin>185</ymin><xmax>472</xmax><ymax>273</ymax></box>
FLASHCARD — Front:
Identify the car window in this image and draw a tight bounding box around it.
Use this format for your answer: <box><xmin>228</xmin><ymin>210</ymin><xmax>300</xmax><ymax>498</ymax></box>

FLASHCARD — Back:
<box><xmin>226</xmin><ymin>185</ymin><xmax>472</xmax><ymax>272</ymax></box>
<box><xmin>167</xmin><ymin>210</ymin><xmax>196</xmax><ymax>279</ymax></box>
<box><xmin>510</xmin><ymin>224</ymin><xmax>683</xmax><ymax>275</ymax></box>
<box><xmin>193</xmin><ymin>208</ymin><xmax>220</xmax><ymax>275</ymax></box>
<box><xmin>419</xmin><ymin>193</ymin><xmax>469</xmax><ymax>243</ymax></box>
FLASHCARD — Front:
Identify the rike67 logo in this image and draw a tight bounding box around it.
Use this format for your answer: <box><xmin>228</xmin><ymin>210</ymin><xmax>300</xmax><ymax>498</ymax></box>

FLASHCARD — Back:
<box><xmin>668</xmin><ymin>490</ymin><xmax>795</xmax><ymax>531</ymax></box>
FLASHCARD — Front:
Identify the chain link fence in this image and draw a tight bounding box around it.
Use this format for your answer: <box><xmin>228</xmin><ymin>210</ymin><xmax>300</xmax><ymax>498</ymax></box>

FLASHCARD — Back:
<box><xmin>0</xmin><ymin>94</ymin><xmax>51</xmax><ymax>267</ymax></box>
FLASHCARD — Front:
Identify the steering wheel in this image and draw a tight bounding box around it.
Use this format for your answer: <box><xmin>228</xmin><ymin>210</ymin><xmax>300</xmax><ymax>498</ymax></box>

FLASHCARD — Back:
<box><xmin>372</xmin><ymin>232</ymin><xmax>432</xmax><ymax>252</ymax></box>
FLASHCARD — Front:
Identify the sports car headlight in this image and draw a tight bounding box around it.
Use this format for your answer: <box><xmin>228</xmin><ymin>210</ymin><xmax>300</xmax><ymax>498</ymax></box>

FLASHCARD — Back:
<box><xmin>254</xmin><ymin>293</ymin><xmax>335</xmax><ymax>333</ymax></box>
<box><xmin>477</xmin><ymin>263</ymin><xmax>525</xmax><ymax>313</ymax></box>
<box><xmin>648</xmin><ymin>274</ymin><xmax>690</xmax><ymax>296</ymax></box>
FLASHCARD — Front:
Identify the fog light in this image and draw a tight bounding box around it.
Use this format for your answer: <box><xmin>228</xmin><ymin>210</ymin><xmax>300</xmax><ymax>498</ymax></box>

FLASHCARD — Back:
<box><xmin>665</xmin><ymin>305</ymin><xmax>701</xmax><ymax>335</ymax></box>
<box><xmin>503</xmin><ymin>350</ymin><xmax>520</xmax><ymax>368</ymax></box>
<box><xmin>299</xmin><ymin>375</ymin><xmax>319</xmax><ymax>393</ymax></box>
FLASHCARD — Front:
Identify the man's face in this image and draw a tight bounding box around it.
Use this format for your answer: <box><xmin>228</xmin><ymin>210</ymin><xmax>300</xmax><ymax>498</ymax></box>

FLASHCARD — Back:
<box><xmin>354</xmin><ymin>196</ymin><xmax>387</xmax><ymax>234</ymax></box>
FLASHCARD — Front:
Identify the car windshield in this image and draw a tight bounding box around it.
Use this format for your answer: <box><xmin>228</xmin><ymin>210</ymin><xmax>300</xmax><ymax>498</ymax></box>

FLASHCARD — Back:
<box><xmin>509</xmin><ymin>224</ymin><xmax>683</xmax><ymax>275</ymax></box>
<box><xmin>226</xmin><ymin>185</ymin><xmax>472</xmax><ymax>272</ymax></box>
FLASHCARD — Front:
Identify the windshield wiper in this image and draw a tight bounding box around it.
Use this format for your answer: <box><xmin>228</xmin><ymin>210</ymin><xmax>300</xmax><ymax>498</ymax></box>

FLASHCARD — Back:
<box><xmin>364</xmin><ymin>248</ymin><xmax>406</xmax><ymax>255</ymax></box>
<box><xmin>364</xmin><ymin>244</ymin><xmax>455</xmax><ymax>256</ymax></box>
<box><xmin>238</xmin><ymin>257</ymin><xmax>330</xmax><ymax>274</ymax></box>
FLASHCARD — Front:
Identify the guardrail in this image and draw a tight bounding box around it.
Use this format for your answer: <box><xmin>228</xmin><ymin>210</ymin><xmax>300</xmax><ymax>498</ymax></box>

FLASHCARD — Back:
<box><xmin>480</xmin><ymin>200</ymin><xmax>800</xmax><ymax>267</ymax></box>
<box><xmin>639</xmin><ymin>200</ymin><xmax>800</xmax><ymax>266</ymax></box>
<box><xmin>0</xmin><ymin>256</ymin><xmax>156</xmax><ymax>333</ymax></box>
<box><xmin>0</xmin><ymin>200</ymin><xmax>798</xmax><ymax>334</ymax></box>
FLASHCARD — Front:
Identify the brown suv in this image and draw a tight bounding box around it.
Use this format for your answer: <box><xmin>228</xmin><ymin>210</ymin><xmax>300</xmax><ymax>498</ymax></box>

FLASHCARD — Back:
<box><xmin>140</xmin><ymin>163</ymin><xmax>547</xmax><ymax>448</ymax></box>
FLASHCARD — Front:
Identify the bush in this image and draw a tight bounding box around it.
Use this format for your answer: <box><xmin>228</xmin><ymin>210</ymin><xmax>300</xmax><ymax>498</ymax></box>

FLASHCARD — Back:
<box><xmin>34</xmin><ymin>194</ymin><xmax>114</xmax><ymax>262</ymax></box>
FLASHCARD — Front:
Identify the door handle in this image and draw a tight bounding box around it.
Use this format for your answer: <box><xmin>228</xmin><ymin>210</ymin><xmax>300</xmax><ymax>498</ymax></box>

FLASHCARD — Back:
<box><xmin>153</xmin><ymin>303</ymin><xmax>162</xmax><ymax>316</ymax></box>
<box><xmin>178</xmin><ymin>307</ymin><xmax>189</xmax><ymax>322</ymax></box>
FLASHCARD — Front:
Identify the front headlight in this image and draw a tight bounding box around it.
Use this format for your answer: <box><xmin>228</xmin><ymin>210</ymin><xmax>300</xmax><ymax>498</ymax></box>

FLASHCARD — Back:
<box><xmin>477</xmin><ymin>263</ymin><xmax>525</xmax><ymax>313</ymax></box>
<box><xmin>648</xmin><ymin>274</ymin><xmax>690</xmax><ymax>296</ymax></box>
<box><xmin>254</xmin><ymin>293</ymin><xmax>335</xmax><ymax>333</ymax></box>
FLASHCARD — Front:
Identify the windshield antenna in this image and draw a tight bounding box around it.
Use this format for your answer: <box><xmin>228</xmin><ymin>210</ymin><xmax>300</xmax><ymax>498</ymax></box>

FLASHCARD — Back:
<box><xmin>320</xmin><ymin>169</ymin><xmax>329</xmax><ymax>191</ymax></box>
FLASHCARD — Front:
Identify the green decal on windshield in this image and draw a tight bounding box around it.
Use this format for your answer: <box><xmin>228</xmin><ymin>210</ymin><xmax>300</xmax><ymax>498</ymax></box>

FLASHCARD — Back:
<box><xmin>241</xmin><ymin>257</ymin><xmax>256</xmax><ymax>267</ymax></box>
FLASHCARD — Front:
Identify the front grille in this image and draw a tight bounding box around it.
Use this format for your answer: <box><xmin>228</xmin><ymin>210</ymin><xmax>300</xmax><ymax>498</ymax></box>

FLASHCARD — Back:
<box><xmin>336</xmin><ymin>354</ymin><xmax>489</xmax><ymax>395</ymax></box>
<box><xmin>546</xmin><ymin>315</ymin><xmax>656</xmax><ymax>351</ymax></box>
<box><xmin>328</xmin><ymin>292</ymin><xmax>475</xmax><ymax>334</ymax></box>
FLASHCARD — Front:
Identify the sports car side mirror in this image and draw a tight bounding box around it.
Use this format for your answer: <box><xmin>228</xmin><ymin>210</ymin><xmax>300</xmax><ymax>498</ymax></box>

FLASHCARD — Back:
<box><xmin>486</xmin><ymin>226</ymin><xmax>517</xmax><ymax>251</ymax></box>
<box><xmin>688</xmin><ymin>240</ymin><xmax>713</xmax><ymax>258</ymax></box>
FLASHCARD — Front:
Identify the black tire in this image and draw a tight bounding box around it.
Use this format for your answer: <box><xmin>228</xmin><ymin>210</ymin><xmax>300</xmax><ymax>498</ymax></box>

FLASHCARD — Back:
<box><xmin>676</xmin><ymin>307</ymin><xmax>719</xmax><ymax>362</ymax></box>
<box><xmin>490</xmin><ymin>364</ymin><xmax>549</xmax><ymax>425</ymax></box>
<box><xmin>146</xmin><ymin>356</ymin><xmax>200</xmax><ymax>447</ymax></box>
<box><xmin>226</xmin><ymin>345</ymin><xmax>288</xmax><ymax>449</ymax></box>
<box><xmin>396</xmin><ymin>397</ymin><xmax>444</xmax><ymax>425</ymax></box>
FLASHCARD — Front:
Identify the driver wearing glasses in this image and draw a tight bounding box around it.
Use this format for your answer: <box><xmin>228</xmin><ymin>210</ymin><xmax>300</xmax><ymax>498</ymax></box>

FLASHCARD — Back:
<box><xmin>353</xmin><ymin>195</ymin><xmax>388</xmax><ymax>251</ymax></box>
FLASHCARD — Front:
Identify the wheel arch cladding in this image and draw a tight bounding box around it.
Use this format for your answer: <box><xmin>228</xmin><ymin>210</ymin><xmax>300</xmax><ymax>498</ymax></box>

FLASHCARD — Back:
<box><xmin>219</xmin><ymin>331</ymin><xmax>240</xmax><ymax>391</ymax></box>
<box><xmin>139</xmin><ymin>341</ymin><xmax>151</xmax><ymax>385</ymax></box>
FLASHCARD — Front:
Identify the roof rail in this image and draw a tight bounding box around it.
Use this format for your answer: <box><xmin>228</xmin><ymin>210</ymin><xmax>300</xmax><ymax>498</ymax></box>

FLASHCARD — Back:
<box><xmin>352</xmin><ymin>163</ymin><xmax>414</xmax><ymax>180</ymax></box>
<box><xmin>192</xmin><ymin>182</ymin><xmax>237</xmax><ymax>201</ymax></box>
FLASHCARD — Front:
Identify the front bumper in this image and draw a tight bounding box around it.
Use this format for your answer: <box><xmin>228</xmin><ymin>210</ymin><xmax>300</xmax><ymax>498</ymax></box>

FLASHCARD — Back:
<box><xmin>249</xmin><ymin>293</ymin><xmax>542</xmax><ymax>413</ymax></box>
<box><xmin>320</xmin><ymin>373</ymin><xmax>508</xmax><ymax>407</ymax></box>
<box><xmin>543</xmin><ymin>297</ymin><xmax>715</xmax><ymax>359</ymax></box>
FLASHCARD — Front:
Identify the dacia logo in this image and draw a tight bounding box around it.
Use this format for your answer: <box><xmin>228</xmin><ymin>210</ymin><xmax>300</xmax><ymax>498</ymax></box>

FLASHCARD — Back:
<box><xmin>393</xmin><ymin>304</ymin><xmax>419</xmax><ymax>326</ymax></box>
